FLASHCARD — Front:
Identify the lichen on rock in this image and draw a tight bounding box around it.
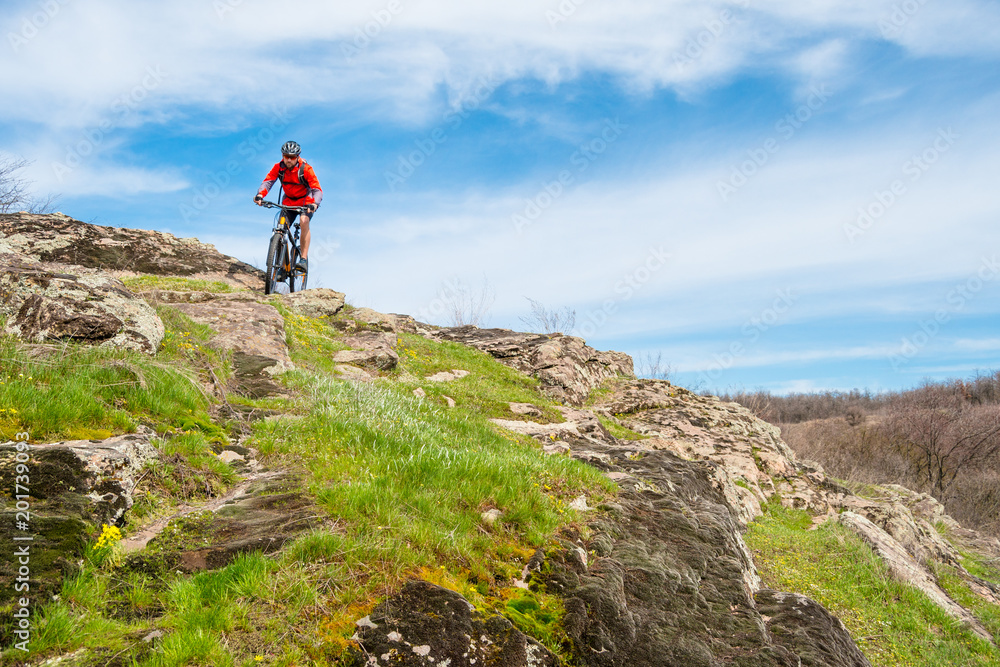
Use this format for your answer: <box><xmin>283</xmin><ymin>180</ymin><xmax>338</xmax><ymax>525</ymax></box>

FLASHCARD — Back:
<box><xmin>348</xmin><ymin>580</ymin><xmax>559</xmax><ymax>666</ymax></box>
<box><xmin>0</xmin><ymin>256</ymin><xmax>164</xmax><ymax>353</ymax></box>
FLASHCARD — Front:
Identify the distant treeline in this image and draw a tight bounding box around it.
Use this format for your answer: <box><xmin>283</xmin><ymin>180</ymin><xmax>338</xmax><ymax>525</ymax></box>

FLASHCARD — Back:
<box><xmin>715</xmin><ymin>370</ymin><xmax>1000</xmax><ymax>538</ymax></box>
<box><xmin>716</xmin><ymin>370</ymin><xmax>1000</xmax><ymax>424</ymax></box>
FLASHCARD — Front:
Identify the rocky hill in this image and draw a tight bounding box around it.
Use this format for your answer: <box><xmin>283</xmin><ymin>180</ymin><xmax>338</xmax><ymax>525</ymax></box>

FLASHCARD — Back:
<box><xmin>1</xmin><ymin>213</ymin><xmax>999</xmax><ymax>666</ymax></box>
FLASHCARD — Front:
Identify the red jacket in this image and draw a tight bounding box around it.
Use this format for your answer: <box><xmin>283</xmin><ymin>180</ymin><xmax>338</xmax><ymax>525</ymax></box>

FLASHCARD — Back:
<box><xmin>257</xmin><ymin>158</ymin><xmax>323</xmax><ymax>207</ymax></box>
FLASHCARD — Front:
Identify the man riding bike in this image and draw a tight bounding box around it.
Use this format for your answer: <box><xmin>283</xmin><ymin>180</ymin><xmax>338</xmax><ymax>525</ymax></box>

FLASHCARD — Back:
<box><xmin>254</xmin><ymin>141</ymin><xmax>323</xmax><ymax>272</ymax></box>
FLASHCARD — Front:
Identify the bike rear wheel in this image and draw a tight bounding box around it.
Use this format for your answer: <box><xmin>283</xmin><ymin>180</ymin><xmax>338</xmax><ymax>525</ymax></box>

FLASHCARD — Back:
<box><xmin>264</xmin><ymin>233</ymin><xmax>286</xmax><ymax>295</ymax></box>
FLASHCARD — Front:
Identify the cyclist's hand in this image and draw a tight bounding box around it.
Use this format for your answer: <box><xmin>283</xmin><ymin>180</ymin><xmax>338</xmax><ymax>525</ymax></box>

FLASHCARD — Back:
<box><xmin>254</xmin><ymin>194</ymin><xmax>263</xmax><ymax>206</ymax></box>
<box><xmin>306</xmin><ymin>203</ymin><xmax>317</xmax><ymax>214</ymax></box>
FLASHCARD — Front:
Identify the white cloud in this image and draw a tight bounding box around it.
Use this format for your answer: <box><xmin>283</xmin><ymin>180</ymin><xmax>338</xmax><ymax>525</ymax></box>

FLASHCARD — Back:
<box><xmin>792</xmin><ymin>39</ymin><xmax>850</xmax><ymax>84</ymax></box>
<box><xmin>262</xmin><ymin>108</ymin><xmax>998</xmax><ymax>339</ymax></box>
<box><xmin>33</xmin><ymin>161</ymin><xmax>189</xmax><ymax>198</ymax></box>
<box><xmin>2</xmin><ymin>0</ymin><xmax>997</xmax><ymax>131</ymax></box>
<box><xmin>954</xmin><ymin>338</ymin><xmax>1000</xmax><ymax>352</ymax></box>
<box><xmin>671</xmin><ymin>345</ymin><xmax>897</xmax><ymax>373</ymax></box>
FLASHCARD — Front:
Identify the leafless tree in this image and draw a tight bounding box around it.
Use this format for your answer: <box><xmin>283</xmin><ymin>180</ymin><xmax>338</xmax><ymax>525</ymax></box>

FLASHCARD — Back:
<box><xmin>0</xmin><ymin>157</ymin><xmax>31</xmax><ymax>213</ymax></box>
<box><xmin>880</xmin><ymin>388</ymin><xmax>1000</xmax><ymax>498</ymax></box>
<box><xmin>716</xmin><ymin>387</ymin><xmax>775</xmax><ymax>420</ymax></box>
<box><xmin>0</xmin><ymin>157</ymin><xmax>59</xmax><ymax>214</ymax></box>
<box><xmin>718</xmin><ymin>388</ymin><xmax>888</xmax><ymax>424</ymax></box>
<box><xmin>519</xmin><ymin>297</ymin><xmax>575</xmax><ymax>334</ymax></box>
<box><xmin>445</xmin><ymin>277</ymin><xmax>495</xmax><ymax>328</ymax></box>
<box><xmin>636</xmin><ymin>351</ymin><xmax>673</xmax><ymax>382</ymax></box>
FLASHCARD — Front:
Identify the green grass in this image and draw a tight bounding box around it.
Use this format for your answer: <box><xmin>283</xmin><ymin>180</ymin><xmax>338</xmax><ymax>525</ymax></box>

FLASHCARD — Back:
<box><xmin>394</xmin><ymin>333</ymin><xmax>565</xmax><ymax>422</ymax></box>
<box><xmin>933</xmin><ymin>563</ymin><xmax>1000</xmax><ymax>642</ymax></box>
<box><xmin>122</xmin><ymin>275</ymin><xmax>240</xmax><ymax>293</ymax></box>
<box><xmin>0</xmin><ymin>320</ymin><xmax>614</xmax><ymax>665</ymax></box>
<box><xmin>269</xmin><ymin>301</ymin><xmax>352</xmax><ymax>374</ymax></box>
<box><xmin>745</xmin><ymin>499</ymin><xmax>1000</xmax><ymax>666</ymax></box>
<box><xmin>597</xmin><ymin>414</ymin><xmax>650</xmax><ymax>441</ymax></box>
<box><xmin>0</xmin><ymin>336</ymin><xmax>216</xmax><ymax>442</ymax></box>
<box><xmin>959</xmin><ymin>551</ymin><xmax>1000</xmax><ymax>589</ymax></box>
<box><xmin>255</xmin><ymin>374</ymin><xmax>613</xmax><ymax>572</ymax></box>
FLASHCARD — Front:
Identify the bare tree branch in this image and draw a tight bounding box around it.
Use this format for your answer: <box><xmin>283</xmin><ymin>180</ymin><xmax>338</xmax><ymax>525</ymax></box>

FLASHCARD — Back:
<box><xmin>519</xmin><ymin>297</ymin><xmax>575</xmax><ymax>334</ymax></box>
<box><xmin>880</xmin><ymin>387</ymin><xmax>1000</xmax><ymax>498</ymax></box>
<box><xmin>0</xmin><ymin>157</ymin><xmax>58</xmax><ymax>214</ymax></box>
<box><xmin>0</xmin><ymin>157</ymin><xmax>31</xmax><ymax>213</ymax></box>
<box><xmin>636</xmin><ymin>351</ymin><xmax>674</xmax><ymax>382</ymax></box>
<box><xmin>444</xmin><ymin>277</ymin><xmax>495</xmax><ymax>328</ymax></box>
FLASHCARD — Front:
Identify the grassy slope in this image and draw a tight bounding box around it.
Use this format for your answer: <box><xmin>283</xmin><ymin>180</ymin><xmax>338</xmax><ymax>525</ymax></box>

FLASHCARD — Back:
<box><xmin>1</xmin><ymin>291</ymin><xmax>613</xmax><ymax>666</ymax></box>
<box><xmin>2</xmin><ymin>280</ymin><xmax>999</xmax><ymax>666</ymax></box>
<box><xmin>745</xmin><ymin>499</ymin><xmax>1000</xmax><ymax>667</ymax></box>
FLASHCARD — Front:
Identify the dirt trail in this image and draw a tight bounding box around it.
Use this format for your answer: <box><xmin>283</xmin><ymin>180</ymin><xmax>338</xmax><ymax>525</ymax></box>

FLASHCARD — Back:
<box><xmin>122</xmin><ymin>469</ymin><xmax>286</xmax><ymax>553</ymax></box>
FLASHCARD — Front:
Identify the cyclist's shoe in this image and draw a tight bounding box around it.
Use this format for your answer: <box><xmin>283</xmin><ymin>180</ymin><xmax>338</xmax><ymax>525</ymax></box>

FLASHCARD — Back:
<box><xmin>295</xmin><ymin>258</ymin><xmax>308</xmax><ymax>272</ymax></box>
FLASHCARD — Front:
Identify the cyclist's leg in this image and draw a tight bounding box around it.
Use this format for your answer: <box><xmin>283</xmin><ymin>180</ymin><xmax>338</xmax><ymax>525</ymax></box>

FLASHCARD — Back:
<box><xmin>299</xmin><ymin>212</ymin><xmax>311</xmax><ymax>260</ymax></box>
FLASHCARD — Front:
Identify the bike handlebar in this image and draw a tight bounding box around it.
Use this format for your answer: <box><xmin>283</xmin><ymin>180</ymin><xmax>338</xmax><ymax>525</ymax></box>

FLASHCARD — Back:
<box><xmin>258</xmin><ymin>200</ymin><xmax>312</xmax><ymax>213</ymax></box>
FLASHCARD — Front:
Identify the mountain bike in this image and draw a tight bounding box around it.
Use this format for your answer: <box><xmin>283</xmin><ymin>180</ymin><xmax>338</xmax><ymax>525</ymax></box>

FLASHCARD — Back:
<box><xmin>259</xmin><ymin>201</ymin><xmax>309</xmax><ymax>295</ymax></box>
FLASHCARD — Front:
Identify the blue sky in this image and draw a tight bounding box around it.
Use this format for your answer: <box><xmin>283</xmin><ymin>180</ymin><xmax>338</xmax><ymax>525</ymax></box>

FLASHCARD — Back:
<box><xmin>3</xmin><ymin>0</ymin><xmax>999</xmax><ymax>395</ymax></box>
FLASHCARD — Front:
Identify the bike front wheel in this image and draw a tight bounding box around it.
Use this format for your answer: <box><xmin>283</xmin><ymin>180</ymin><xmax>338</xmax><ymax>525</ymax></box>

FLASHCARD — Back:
<box><xmin>288</xmin><ymin>245</ymin><xmax>307</xmax><ymax>293</ymax></box>
<box><xmin>264</xmin><ymin>233</ymin><xmax>286</xmax><ymax>295</ymax></box>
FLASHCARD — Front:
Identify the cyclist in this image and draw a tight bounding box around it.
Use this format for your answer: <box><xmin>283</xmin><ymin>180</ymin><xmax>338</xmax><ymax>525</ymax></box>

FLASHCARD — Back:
<box><xmin>254</xmin><ymin>141</ymin><xmax>323</xmax><ymax>272</ymax></box>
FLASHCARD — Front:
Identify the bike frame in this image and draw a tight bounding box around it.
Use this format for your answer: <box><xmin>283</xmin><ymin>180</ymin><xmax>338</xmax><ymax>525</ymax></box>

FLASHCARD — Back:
<box><xmin>260</xmin><ymin>200</ymin><xmax>310</xmax><ymax>294</ymax></box>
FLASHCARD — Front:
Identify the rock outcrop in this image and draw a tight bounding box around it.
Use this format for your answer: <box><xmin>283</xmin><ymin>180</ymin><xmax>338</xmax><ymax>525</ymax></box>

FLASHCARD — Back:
<box><xmin>491</xmin><ymin>367</ymin><xmax>1000</xmax><ymax>659</ymax></box>
<box><xmin>426</xmin><ymin>326</ymin><xmax>633</xmax><ymax>405</ymax></box>
<box><xmin>0</xmin><ymin>255</ymin><xmax>164</xmax><ymax>353</ymax></box>
<box><xmin>130</xmin><ymin>473</ymin><xmax>321</xmax><ymax>574</ymax></box>
<box><xmin>349</xmin><ymin>581</ymin><xmax>558</xmax><ymax>667</ymax></box>
<box><xmin>577</xmin><ymin>378</ymin><xmax>997</xmax><ymax>644</ymax></box>
<box><xmin>589</xmin><ymin>380</ymin><xmax>806</xmax><ymax>524</ymax></box>
<box><xmin>333</xmin><ymin>332</ymin><xmax>400</xmax><ymax>371</ymax></box>
<box><xmin>165</xmin><ymin>294</ymin><xmax>294</xmax><ymax>374</ymax></box>
<box><xmin>0</xmin><ymin>212</ymin><xmax>261</xmax><ymax>289</ymax></box>
<box><xmin>0</xmin><ymin>430</ymin><xmax>159</xmax><ymax>606</ymax></box>
<box><xmin>283</xmin><ymin>288</ymin><xmax>346</xmax><ymax>319</ymax></box>
<box><xmin>0</xmin><ymin>429</ymin><xmax>158</xmax><ymax>527</ymax></box>
<box><xmin>493</xmin><ymin>405</ymin><xmax>872</xmax><ymax>666</ymax></box>
<box><xmin>332</xmin><ymin>306</ymin><xmax>418</xmax><ymax>334</ymax></box>
<box><xmin>754</xmin><ymin>590</ymin><xmax>872</xmax><ymax>667</ymax></box>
